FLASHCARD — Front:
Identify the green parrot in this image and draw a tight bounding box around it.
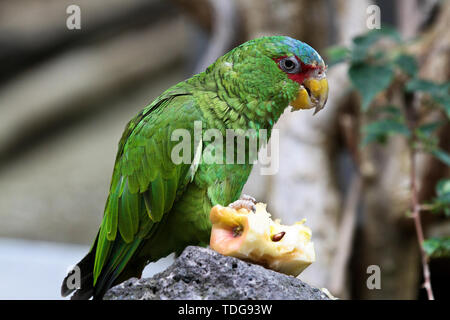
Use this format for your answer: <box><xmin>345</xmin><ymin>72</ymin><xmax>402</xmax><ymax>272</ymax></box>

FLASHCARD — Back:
<box><xmin>61</xmin><ymin>36</ymin><xmax>328</xmax><ymax>299</ymax></box>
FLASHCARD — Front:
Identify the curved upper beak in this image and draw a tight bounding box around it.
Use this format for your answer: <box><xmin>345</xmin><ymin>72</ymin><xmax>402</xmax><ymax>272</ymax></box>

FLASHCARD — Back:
<box><xmin>290</xmin><ymin>77</ymin><xmax>329</xmax><ymax>115</ymax></box>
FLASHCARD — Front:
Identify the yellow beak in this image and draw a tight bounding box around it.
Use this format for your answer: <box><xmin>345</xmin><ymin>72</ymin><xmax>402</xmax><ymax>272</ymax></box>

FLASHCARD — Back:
<box><xmin>290</xmin><ymin>78</ymin><xmax>329</xmax><ymax>114</ymax></box>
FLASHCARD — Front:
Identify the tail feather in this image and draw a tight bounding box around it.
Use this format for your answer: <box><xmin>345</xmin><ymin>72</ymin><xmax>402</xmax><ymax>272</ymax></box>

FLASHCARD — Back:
<box><xmin>92</xmin><ymin>238</ymin><xmax>143</xmax><ymax>299</ymax></box>
<box><xmin>61</xmin><ymin>252</ymin><xmax>95</xmax><ymax>299</ymax></box>
<box><xmin>61</xmin><ymin>236</ymin><xmax>98</xmax><ymax>300</ymax></box>
<box><xmin>61</xmin><ymin>234</ymin><xmax>145</xmax><ymax>300</ymax></box>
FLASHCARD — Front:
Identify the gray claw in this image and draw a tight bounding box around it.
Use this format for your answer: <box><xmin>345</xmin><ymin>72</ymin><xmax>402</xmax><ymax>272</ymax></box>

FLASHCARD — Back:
<box><xmin>239</xmin><ymin>194</ymin><xmax>256</xmax><ymax>204</ymax></box>
<box><xmin>229</xmin><ymin>199</ymin><xmax>256</xmax><ymax>212</ymax></box>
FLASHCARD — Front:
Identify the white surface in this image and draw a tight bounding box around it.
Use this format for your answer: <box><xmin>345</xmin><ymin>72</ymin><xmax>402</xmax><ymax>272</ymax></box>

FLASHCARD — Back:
<box><xmin>0</xmin><ymin>237</ymin><xmax>174</xmax><ymax>299</ymax></box>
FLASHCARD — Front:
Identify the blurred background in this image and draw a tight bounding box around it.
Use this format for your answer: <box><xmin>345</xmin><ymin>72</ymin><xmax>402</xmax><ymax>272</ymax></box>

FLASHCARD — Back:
<box><xmin>0</xmin><ymin>0</ymin><xmax>448</xmax><ymax>299</ymax></box>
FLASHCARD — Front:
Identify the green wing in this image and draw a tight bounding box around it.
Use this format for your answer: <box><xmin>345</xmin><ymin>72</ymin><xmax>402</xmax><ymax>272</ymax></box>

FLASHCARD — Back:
<box><xmin>93</xmin><ymin>86</ymin><xmax>201</xmax><ymax>288</ymax></box>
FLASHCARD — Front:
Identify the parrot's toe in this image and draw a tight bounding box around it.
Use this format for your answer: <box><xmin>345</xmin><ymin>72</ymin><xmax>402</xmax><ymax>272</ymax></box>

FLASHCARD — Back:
<box><xmin>230</xmin><ymin>199</ymin><xmax>257</xmax><ymax>212</ymax></box>
<box><xmin>239</xmin><ymin>194</ymin><xmax>257</xmax><ymax>204</ymax></box>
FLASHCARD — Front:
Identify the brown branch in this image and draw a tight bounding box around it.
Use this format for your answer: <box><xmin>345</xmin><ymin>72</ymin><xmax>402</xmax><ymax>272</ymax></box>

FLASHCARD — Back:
<box><xmin>410</xmin><ymin>145</ymin><xmax>434</xmax><ymax>300</ymax></box>
<box><xmin>406</xmin><ymin>97</ymin><xmax>435</xmax><ymax>300</ymax></box>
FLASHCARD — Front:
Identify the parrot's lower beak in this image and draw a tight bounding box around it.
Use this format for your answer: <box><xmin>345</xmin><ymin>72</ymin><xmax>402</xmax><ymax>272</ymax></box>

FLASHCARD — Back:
<box><xmin>290</xmin><ymin>77</ymin><xmax>329</xmax><ymax>115</ymax></box>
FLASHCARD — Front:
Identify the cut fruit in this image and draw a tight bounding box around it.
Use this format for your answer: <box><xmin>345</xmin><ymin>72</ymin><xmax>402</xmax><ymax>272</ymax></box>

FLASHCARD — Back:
<box><xmin>209</xmin><ymin>202</ymin><xmax>315</xmax><ymax>276</ymax></box>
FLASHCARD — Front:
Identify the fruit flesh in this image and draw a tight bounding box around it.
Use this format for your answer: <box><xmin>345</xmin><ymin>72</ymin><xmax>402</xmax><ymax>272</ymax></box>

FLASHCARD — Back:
<box><xmin>209</xmin><ymin>202</ymin><xmax>315</xmax><ymax>276</ymax></box>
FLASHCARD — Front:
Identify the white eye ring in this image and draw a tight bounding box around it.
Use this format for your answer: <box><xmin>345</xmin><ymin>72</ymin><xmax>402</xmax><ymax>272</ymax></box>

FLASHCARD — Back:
<box><xmin>279</xmin><ymin>56</ymin><xmax>301</xmax><ymax>74</ymax></box>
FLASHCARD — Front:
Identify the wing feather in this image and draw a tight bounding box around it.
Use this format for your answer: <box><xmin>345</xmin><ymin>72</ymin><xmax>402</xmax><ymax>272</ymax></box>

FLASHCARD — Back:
<box><xmin>92</xmin><ymin>90</ymin><xmax>201</xmax><ymax>285</ymax></box>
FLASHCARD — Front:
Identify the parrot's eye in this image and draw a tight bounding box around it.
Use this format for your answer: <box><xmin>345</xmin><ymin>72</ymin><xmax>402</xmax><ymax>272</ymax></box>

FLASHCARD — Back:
<box><xmin>279</xmin><ymin>56</ymin><xmax>301</xmax><ymax>74</ymax></box>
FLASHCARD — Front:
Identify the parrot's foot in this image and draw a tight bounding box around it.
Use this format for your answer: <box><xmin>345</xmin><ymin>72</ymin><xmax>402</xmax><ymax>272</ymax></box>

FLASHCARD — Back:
<box><xmin>239</xmin><ymin>194</ymin><xmax>256</xmax><ymax>203</ymax></box>
<box><xmin>229</xmin><ymin>194</ymin><xmax>257</xmax><ymax>212</ymax></box>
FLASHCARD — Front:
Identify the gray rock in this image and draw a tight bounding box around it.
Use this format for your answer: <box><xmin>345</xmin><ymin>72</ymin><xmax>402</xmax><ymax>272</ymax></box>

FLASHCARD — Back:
<box><xmin>104</xmin><ymin>246</ymin><xmax>330</xmax><ymax>300</ymax></box>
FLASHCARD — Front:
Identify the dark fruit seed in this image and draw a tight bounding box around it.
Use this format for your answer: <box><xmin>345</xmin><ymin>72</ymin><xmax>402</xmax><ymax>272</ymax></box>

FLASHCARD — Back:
<box><xmin>271</xmin><ymin>231</ymin><xmax>286</xmax><ymax>242</ymax></box>
<box><xmin>232</xmin><ymin>225</ymin><xmax>244</xmax><ymax>237</ymax></box>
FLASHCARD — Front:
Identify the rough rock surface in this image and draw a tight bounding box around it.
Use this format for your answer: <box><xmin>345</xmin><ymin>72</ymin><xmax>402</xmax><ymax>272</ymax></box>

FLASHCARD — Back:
<box><xmin>104</xmin><ymin>246</ymin><xmax>330</xmax><ymax>300</ymax></box>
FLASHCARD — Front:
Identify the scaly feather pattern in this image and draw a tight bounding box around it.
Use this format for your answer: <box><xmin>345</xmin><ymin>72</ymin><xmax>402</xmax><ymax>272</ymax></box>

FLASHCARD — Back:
<box><xmin>61</xmin><ymin>36</ymin><xmax>327</xmax><ymax>299</ymax></box>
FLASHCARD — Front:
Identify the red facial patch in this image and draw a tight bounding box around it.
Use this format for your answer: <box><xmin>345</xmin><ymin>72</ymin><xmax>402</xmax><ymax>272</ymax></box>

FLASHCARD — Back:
<box><xmin>273</xmin><ymin>55</ymin><xmax>319</xmax><ymax>84</ymax></box>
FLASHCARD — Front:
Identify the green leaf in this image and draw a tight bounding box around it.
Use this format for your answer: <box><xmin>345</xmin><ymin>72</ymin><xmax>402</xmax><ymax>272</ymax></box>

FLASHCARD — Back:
<box><xmin>428</xmin><ymin>195</ymin><xmax>450</xmax><ymax>217</ymax></box>
<box><xmin>434</xmin><ymin>95</ymin><xmax>450</xmax><ymax>118</ymax></box>
<box><xmin>376</xmin><ymin>105</ymin><xmax>402</xmax><ymax>117</ymax></box>
<box><xmin>326</xmin><ymin>45</ymin><xmax>350</xmax><ymax>66</ymax></box>
<box><xmin>351</xmin><ymin>27</ymin><xmax>402</xmax><ymax>63</ymax></box>
<box><xmin>423</xmin><ymin>237</ymin><xmax>450</xmax><ymax>258</ymax></box>
<box><xmin>427</xmin><ymin>179</ymin><xmax>450</xmax><ymax>216</ymax></box>
<box><xmin>349</xmin><ymin>63</ymin><xmax>395</xmax><ymax>111</ymax></box>
<box><xmin>415</xmin><ymin>121</ymin><xmax>442</xmax><ymax>148</ymax></box>
<box><xmin>406</xmin><ymin>79</ymin><xmax>444</xmax><ymax>94</ymax></box>
<box><xmin>374</xmin><ymin>26</ymin><xmax>403</xmax><ymax>42</ymax></box>
<box><xmin>394</xmin><ymin>54</ymin><xmax>418</xmax><ymax>77</ymax></box>
<box><xmin>416</xmin><ymin>121</ymin><xmax>443</xmax><ymax>137</ymax></box>
<box><xmin>437</xmin><ymin>179</ymin><xmax>450</xmax><ymax>196</ymax></box>
<box><xmin>406</xmin><ymin>79</ymin><xmax>450</xmax><ymax>118</ymax></box>
<box><xmin>430</xmin><ymin>148</ymin><xmax>450</xmax><ymax>167</ymax></box>
<box><xmin>362</xmin><ymin>118</ymin><xmax>410</xmax><ymax>146</ymax></box>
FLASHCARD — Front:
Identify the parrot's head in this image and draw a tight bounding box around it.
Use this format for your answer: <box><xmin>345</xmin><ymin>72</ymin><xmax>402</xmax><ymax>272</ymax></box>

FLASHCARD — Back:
<box><xmin>269</xmin><ymin>36</ymin><xmax>329</xmax><ymax>114</ymax></box>
<box><xmin>207</xmin><ymin>36</ymin><xmax>328</xmax><ymax>118</ymax></box>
